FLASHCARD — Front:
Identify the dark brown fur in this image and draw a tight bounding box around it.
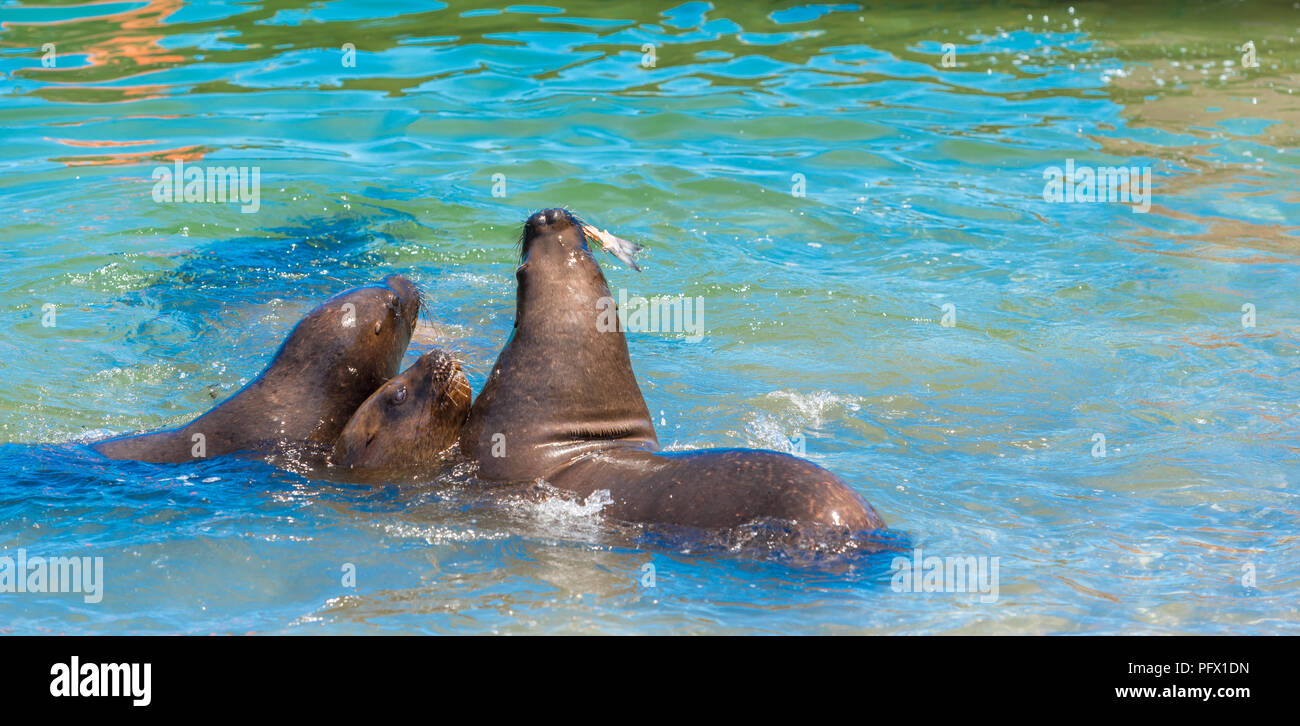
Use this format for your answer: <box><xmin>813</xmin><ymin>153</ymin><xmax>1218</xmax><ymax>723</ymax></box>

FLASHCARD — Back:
<box><xmin>330</xmin><ymin>348</ymin><xmax>472</xmax><ymax>475</ymax></box>
<box><xmin>460</xmin><ymin>209</ymin><xmax>885</xmax><ymax>532</ymax></box>
<box><xmin>91</xmin><ymin>275</ymin><xmax>420</xmax><ymax>464</ymax></box>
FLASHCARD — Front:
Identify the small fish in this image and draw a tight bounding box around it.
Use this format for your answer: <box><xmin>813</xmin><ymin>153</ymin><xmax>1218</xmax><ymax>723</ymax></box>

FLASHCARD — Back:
<box><xmin>580</xmin><ymin>223</ymin><xmax>644</xmax><ymax>271</ymax></box>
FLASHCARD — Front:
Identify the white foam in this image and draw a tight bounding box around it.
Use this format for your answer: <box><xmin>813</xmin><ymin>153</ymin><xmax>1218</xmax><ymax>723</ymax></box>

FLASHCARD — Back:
<box><xmin>503</xmin><ymin>481</ymin><xmax>615</xmax><ymax>541</ymax></box>
<box><xmin>71</xmin><ymin>428</ymin><xmax>118</xmax><ymax>443</ymax></box>
<box><xmin>381</xmin><ymin>522</ymin><xmax>508</xmax><ymax>545</ymax></box>
<box><xmin>763</xmin><ymin>389</ymin><xmax>862</xmax><ymax>428</ymax></box>
<box><xmin>745</xmin><ymin>389</ymin><xmax>865</xmax><ymax>452</ymax></box>
<box><xmin>517</xmin><ymin>481</ymin><xmax>613</xmax><ymax>521</ymax></box>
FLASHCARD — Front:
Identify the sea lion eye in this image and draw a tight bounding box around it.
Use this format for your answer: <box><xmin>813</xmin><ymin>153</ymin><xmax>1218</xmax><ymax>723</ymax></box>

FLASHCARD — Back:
<box><xmin>392</xmin><ymin>387</ymin><xmax>408</xmax><ymax>405</ymax></box>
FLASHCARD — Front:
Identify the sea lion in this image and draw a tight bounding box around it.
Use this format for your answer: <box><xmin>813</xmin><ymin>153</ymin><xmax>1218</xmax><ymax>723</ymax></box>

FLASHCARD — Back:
<box><xmin>460</xmin><ymin>209</ymin><xmax>885</xmax><ymax>532</ymax></box>
<box><xmin>91</xmin><ymin>274</ymin><xmax>421</xmax><ymax>464</ymax></box>
<box><xmin>329</xmin><ymin>348</ymin><xmax>472</xmax><ymax>476</ymax></box>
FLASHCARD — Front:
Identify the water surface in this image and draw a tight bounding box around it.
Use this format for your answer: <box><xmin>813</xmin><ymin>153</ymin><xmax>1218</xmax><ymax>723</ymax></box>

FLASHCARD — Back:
<box><xmin>0</xmin><ymin>0</ymin><xmax>1297</xmax><ymax>634</ymax></box>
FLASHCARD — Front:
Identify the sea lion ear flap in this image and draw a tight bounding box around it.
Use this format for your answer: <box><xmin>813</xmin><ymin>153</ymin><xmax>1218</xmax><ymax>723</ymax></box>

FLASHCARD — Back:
<box><xmin>580</xmin><ymin>223</ymin><xmax>644</xmax><ymax>272</ymax></box>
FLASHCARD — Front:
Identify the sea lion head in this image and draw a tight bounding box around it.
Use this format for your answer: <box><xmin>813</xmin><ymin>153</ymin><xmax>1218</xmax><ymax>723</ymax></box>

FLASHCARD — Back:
<box><xmin>522</xmin><ymin>207</ymin><xmax>586</xmax><ymax>254</ymax></box>
<box><xmin>89</xmin><ymin>274</ymin><xmax>422</xmax><ymax>464</ymax></box>
<box><xmin>264</xmin><ymin>273</ymin><xmax>422</xmax><ymax>446</ymax></box>
<box><xmin>332</xmin><ymin>348</ymin><xmax>472</xmax><ymax>472</ymax></box>
<box><xmin>512</xmin><ymin>208</ymin><xmax>615</xmax><ymax>321</ymax></box>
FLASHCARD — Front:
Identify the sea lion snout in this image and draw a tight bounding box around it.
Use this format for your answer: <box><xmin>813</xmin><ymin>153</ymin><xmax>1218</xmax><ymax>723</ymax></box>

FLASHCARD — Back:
<box><xmin>382</xmin><ymin>273</ymin><xmax>421</xmax><ymax>332</ymax></box>
<box><xmin>522</xmin><ymin>208</ymin><xmax>589</xmax><ymax>260</ymax></box>
<box><xmin>526</xmin><ymin>208</ymin><xmax>576</xmax><ymax>234</ymax></box>
<box><xmin>515</xmin><ymin>209</ymin><xmax>603</xmax><ymax>299</ymax></box>
<box><xmin>413</xmin><ymin>348</ymin><xmax>467</xmax><ymax>407</ymax></box>
<box><xmin>331</xmin><ymin>348</ymin><xmax>472</xmax><ymax>472</ymax></box>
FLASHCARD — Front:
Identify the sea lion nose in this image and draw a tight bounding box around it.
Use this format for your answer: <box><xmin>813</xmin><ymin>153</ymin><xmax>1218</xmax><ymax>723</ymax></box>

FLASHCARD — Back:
<box><xmin>382</xmin><ymin>274</ymin><xmax>420</xmax><ymax>325</ymax></box>
<box><xmin>527</xmin><ymin>208</ymin><xmax>572</xmax><ymax>233</ymax></box>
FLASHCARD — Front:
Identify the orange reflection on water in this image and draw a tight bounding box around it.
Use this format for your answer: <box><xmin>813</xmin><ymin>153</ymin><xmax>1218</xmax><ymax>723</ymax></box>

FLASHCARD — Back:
<box><xmin>13</xmin><ymin>0</ymin><xmax>191</xmax><ymax>159</ymax></box>
<box><xmin>13</xmin><ymin>0</ymin><xmax>185</xmax><ymax>70</ymax></box>
<box><xmin>51</xmin><ymin>143</ymin><xmax>210</xmax><ymax>167</ymax></box>
<box><xmin>13</xmin><ymin>0</ymin><xmax>188</xmax><ymax>106</ymax></box>
<box><xmin>46</xmin><ymin>137</ymin><xmax>158</xmax><ymax>148</ymax></box>
<box><xmin>86</xmin><ymin>0</ymin><xmax>185</xmax><ymax>67</ymax></box>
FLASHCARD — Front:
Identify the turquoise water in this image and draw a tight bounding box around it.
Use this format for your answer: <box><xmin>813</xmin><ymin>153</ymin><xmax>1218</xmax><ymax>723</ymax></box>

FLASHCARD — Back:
<box><xmin>1</xmin><ymin>0</ymin><xmax>1297</xmax><ymax>634</ymax></box>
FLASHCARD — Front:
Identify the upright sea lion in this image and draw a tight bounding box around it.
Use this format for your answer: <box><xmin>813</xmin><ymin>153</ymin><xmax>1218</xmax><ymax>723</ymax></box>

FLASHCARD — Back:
<box><xmin>329</xmin><ymin>348</ymin><xmax>472</xmax><ymax>476</ymax></box>
<box><xmin>460</xmin><ymin>209</ymin><xmax>885</xmax><ymax>532</ymax></box>
<box><xmin>91</xmin><ymin>275</ymin><xmax>421</xmax><ymax>464</ymax></box>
